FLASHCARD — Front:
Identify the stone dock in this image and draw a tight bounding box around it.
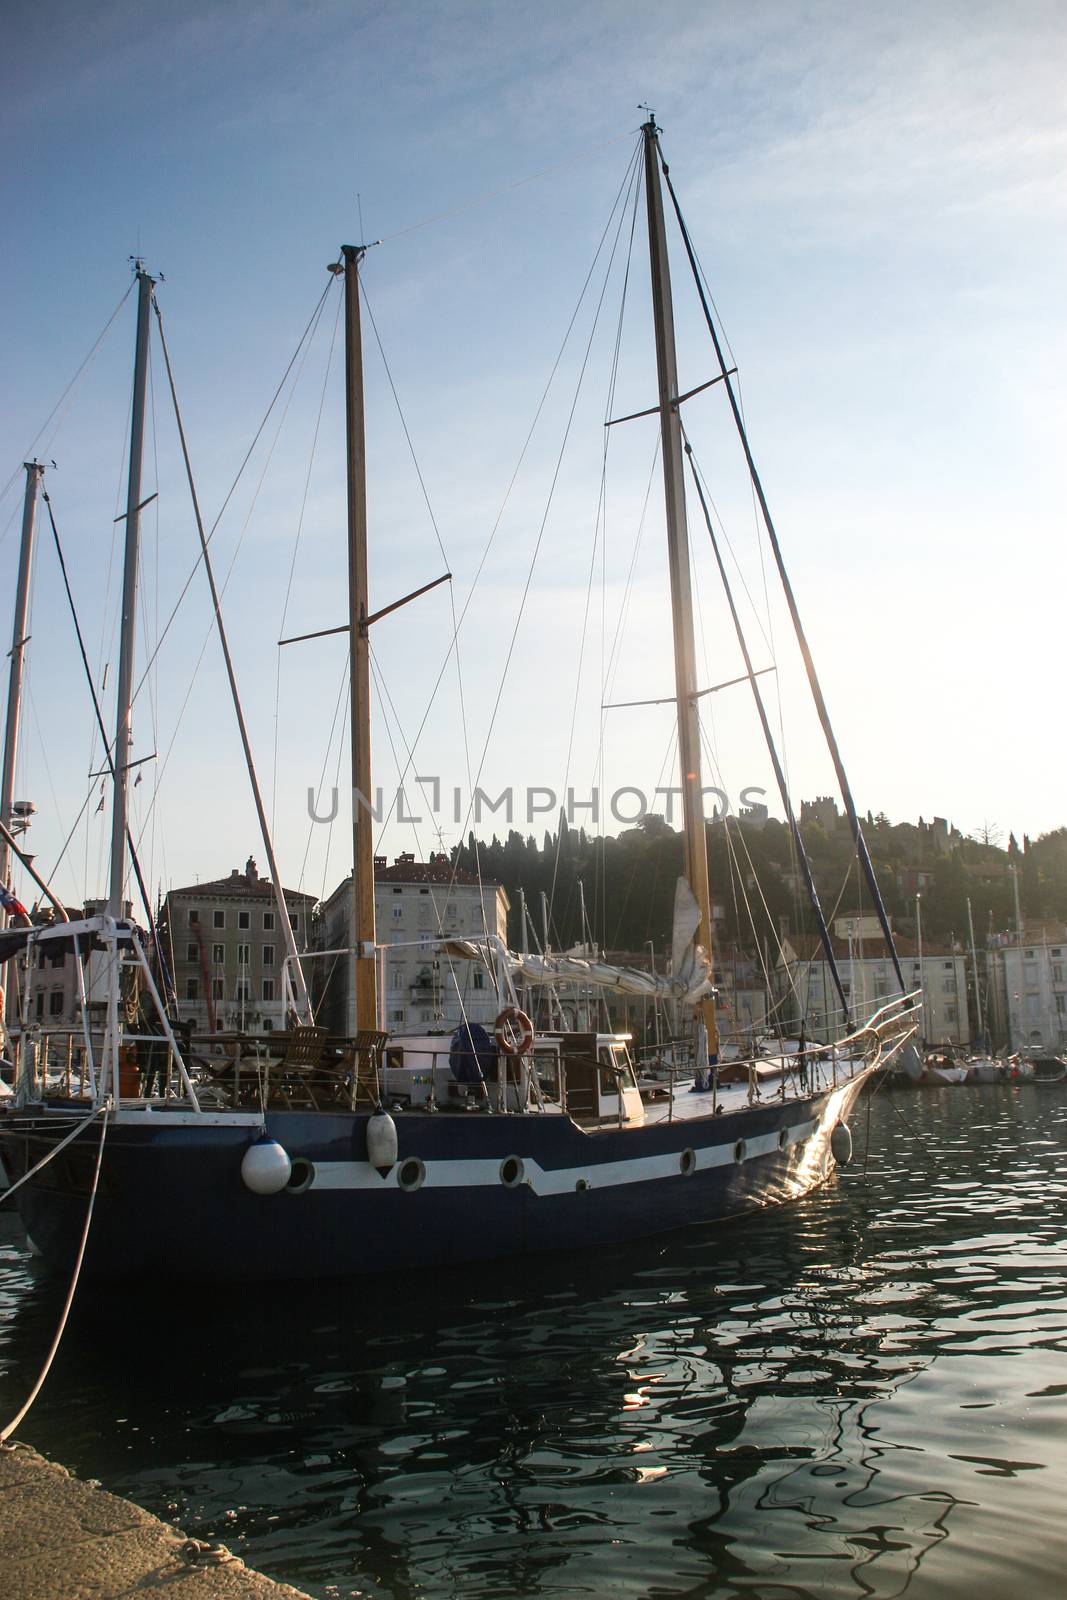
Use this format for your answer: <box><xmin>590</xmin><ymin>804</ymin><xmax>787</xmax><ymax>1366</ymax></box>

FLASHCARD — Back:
<box><xmin>0</xmin><ymin>1441</ymin><xmax>313</xmax><ymax>1599</ymax></box>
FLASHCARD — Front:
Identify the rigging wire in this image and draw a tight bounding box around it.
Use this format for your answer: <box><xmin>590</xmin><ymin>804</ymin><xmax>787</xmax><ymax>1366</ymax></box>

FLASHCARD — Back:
<box><xmin>130</xmin><ymin>287</ymin><xmax>334</xmax><ymax>858</ymax></box>
<box><xmin>345</xmin><ymin>144</ymin><xmax>642</xmax><ymax>937</ymax></box>
<box><xmin>548</xmin><ymin>146</ymin><xmax>643</xmax><ymax>927</ymax></box>
<box><xmin>682</xmin><ymin>430</ymin><xmax>850</xmax><ymax>1025</ymax></box>
<box><xmin>272</xmin><ymin>283</ymin><xmax>345</xmax><ymax>832</ymax></box>
<box><xmin>368</xmin><ymin>644</ymin><xmax>476</xmax><ymax>1033</ymax></box>
<box><xmin>130</xmin><ymin>279</ymin><xmax>336</xmax><ymax>709</ymax></box>
<box><xmin>40</xmin><ymin>490</ymin><xmax>171</xmax><ymax>994</ymax></box>
<box><xmin>657</xmin><ymin>137</ymin><xmax>904</xmax><ymax>991</ymax></box>
<box><xmin>0</xmin><ymin>280</ymin><xmax>135</xmax><ymax>511</ymax></box>
<box><xmin>360</xmin><ymin>279</ymin><xmax>487</xmax><ymax>938</ymax></box>
<box><xmin>456</xmin><ymin>145</ymin><xmax>643</xmax><ymax>896</ymax></box>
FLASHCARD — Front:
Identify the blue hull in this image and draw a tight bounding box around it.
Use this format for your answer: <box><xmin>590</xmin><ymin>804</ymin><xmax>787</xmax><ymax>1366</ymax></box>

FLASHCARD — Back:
<box><xmin>0</xmin><ymin>1074</ymin><xmax>867</xmax><ymax>1282</ymax></box>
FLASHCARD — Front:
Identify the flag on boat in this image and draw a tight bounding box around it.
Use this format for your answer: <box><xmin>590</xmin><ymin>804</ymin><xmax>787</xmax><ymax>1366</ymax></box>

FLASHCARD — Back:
<box><xmin>0</xmin><ymin>884</ymin><xmax>28</xmax><ymax>918</ymax></box>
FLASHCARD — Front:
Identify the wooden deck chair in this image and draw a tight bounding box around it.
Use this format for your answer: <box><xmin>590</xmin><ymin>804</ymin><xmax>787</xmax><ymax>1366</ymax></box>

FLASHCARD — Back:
<box><xmin>336</xmin><ymin>1029</ymin><xmax>388</xmax><ymax>1109</ymax></box>
<box><xmin>272</xmin><ymin>1024</ymin><xmax>328</xmax><ymax>1109</ymax></box>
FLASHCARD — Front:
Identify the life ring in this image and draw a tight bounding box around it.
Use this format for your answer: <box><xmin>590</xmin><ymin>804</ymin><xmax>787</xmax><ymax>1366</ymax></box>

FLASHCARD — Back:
<box><xmin>494</xmin><ymin>1006</ymin><xmax>534</xmax><ymax>1057</ymax></box>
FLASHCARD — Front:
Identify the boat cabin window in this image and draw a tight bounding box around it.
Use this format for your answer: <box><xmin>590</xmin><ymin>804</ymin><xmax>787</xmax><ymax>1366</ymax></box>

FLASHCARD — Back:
<box><xmin>596</xmin><ymin>1043</ymin><xmax>637</xmax><ymax>1096</ymax></box>
<box><xmin>532</xmin><ymin>1048</ymin><xmax>560</xmax><ymax>1099</ymax></box>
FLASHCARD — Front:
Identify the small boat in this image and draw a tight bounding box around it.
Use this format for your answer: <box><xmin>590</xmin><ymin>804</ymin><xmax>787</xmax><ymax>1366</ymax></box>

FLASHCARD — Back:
<box><xmin>0</xmin><ymin>117</ymin><xmax>919</xmax><ymax>1282</ymax></box>
<box><xmin>922</xmin><ymin>1055</ymin><xmax>968</xmax><ymax>1086</ymax></box>
<box><xmin>1022</xmin><ymin>1054</ymin><xmax>1066</xmax><ymax>1085</ymax></box>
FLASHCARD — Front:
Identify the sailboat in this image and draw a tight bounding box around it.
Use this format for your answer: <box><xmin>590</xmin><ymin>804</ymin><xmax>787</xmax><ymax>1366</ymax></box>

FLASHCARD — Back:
<box><xmin>0</xmin><ymin>119</ymin><xmax>919</xmax><ymax>1282</ymax></box>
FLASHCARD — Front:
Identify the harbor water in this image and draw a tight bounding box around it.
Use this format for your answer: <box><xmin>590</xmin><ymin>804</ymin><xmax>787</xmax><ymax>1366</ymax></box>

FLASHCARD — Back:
<box><xmin>1</xmin><ymin>1083</ymin><xmax>1065</xmax><ymax>1600</ymax></box>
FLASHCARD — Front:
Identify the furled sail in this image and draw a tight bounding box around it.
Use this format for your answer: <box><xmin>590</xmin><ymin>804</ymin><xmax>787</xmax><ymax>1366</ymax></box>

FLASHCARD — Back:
<box><xmin>465</xmin><ymin>878</ymin><xmax>715</xmax><ymax>1007</ymax></box>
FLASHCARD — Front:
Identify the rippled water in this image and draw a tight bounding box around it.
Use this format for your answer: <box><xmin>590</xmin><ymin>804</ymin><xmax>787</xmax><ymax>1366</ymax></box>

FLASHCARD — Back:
<box><xmin>2</xmin><ymin>1084</ymin><xmax>1066</xmax><ymax>1599</ymax></box>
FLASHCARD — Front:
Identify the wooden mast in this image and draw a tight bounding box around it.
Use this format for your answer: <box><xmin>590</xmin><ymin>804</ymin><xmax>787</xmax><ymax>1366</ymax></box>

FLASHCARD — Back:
<box><xmin>341</xmin><ymin>245</ymin><xmax>378</xmax><ymax>1033</ymax></box>
<box><xmin>641</xmin><ymin>117</ymin><xmax>719</xmax><ymax>1057</ymax></box>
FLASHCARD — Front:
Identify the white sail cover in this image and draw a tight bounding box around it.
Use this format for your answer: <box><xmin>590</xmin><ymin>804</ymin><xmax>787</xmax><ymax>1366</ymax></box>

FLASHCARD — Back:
<box><xmin>487</xmin><ymin>876</ymin><xmax>714</xmax><ymax>1007</ymax></box>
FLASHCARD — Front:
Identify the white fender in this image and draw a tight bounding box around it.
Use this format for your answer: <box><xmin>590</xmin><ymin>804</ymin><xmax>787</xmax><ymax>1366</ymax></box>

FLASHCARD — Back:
<box><xmin>830</xmin><ymin>1122</ymin><xmax>853</xmax><ymax>1166</ymax></box>
<box><xmin>366</xmin><ymin>1109</ymin><xmax>399</xmax><ymax>1172</ymax></box>
<box><xmin>240</xmin><ymin>1137</ymin><xmax>292</xmax><ymax>1195</ymax></box>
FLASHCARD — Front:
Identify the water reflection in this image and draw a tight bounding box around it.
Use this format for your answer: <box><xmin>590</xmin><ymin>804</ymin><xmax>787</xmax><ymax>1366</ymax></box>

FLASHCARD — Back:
<box><xmin>2</xmin><ymin>1084</ymin><xmax>1066</xmax><ymax>1599</ymax></box>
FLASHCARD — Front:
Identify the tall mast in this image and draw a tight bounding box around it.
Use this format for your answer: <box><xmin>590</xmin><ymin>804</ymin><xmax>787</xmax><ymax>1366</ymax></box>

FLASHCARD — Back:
<box><xmin>342</xmin><ymin>245</ymin><xmax>378</xmax><ymax>1032</ymax></box>
<box><xmin>109</xmin><ymin>264</ymin><xmax>153</xmax><ymax>917</ymax></box>
<box><xmin>0</xmin><ymin>461</ymin><xmax>44</xmax><ymax>919</ymax></box>
<box><xmin>641</xmin><ymin>117</ymin><xmax>719</xmax><ymax>1056</ymax></box>
<box><xmin>967</xmin><ymin>895</ymin><xmax>985</xmax><ymax>1046</ymax></box>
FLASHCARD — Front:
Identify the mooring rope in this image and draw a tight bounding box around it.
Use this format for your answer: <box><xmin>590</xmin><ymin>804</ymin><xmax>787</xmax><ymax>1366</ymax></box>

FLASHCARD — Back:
<box><xmin>0</xmin><ymin>1104</ymin><xmax>110</xmax><ymax>1445</ymax></box>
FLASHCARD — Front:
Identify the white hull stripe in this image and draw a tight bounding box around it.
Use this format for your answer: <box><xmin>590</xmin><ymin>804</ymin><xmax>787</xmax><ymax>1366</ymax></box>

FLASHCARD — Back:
<box><xmin>309</xmin><ymin>1115</ymin><xmax>825</xmax><ymax>1196</ymax></box>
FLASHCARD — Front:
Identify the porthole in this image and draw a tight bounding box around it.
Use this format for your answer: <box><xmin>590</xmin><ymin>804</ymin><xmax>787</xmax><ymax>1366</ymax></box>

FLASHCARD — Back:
<box><xmin>575</xmin><ymin>1177</ymin><xmax>589</xmax><ymax>1193</ymax></box>
<box><xmin>734</xmin><ymin>1139</ymin><xmax>747</xmax><ymax>1164</ymax></box>
<box><xmin>500</xmin><ymin>1155</ymin><xmax>525</xmax><ymax>1188</ymax></box>
<box><xmin>398</xmin><ymin>1156</ymin><xmax>426</xmax><ymax>1192</ymax></box>
<box><xmin>777</xmin><ymin>1129</ymin><xmax>788</xmax><ymax>1151</ymax></box>
<box><xmin>679</xmin><ymin>1148</ymin><xmax>697</xmax><ymax>1177</ymax></box>
<box><xmin>286</xmin><ymin>1158</ymin><xmax>315</xmax><ymax>1194</ymax></box>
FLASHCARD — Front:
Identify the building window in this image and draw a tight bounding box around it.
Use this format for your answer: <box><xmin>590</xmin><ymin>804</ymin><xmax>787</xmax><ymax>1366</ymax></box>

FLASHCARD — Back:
<box><xmin>189</xmin><ymin>908</ymin><xmax>199</xmax><ymax>925</ymax></box>
<box><xmin>393</xmin><ymin>887</ymin><xmax>402</xmax><ymax>895</ymax></box>
<box><xmin>1053</xmin><ymin>964</ymin><xmax>1064</xmax><ymax>985</ymax></box>
<box><xmin>263</xmin><ymin>978</ymin><xmax>275</xmax><ymax>1002</ymax></box>
<box><xmin>212</xmin><ymin>943</ymin><xmax>224</xmax><ymax>964</ymax></box>
<box><xmin>393</xmin><ymin>905</ymin><xmax>403</xmax><ymax>920</ymax></box>
<box><xmin>212</xmin><ymin>978</ymin><xmax>224</xmax><ymax>1000</ymax></box>
<box><xmin>186</xmin><ymin>943</ymin><xmax>198</xmax><ymax>962</ymax></box>
<box><xmin>391</xmin><ymin>969</ymin><xmax>404</xmax><ymax>991</ymax></box>
<box><xmin>263</xmin><ymin>944</ymin><xmax>275</xmax><ymax>967</ymax></box>
<box><xmin>419</xmin><ymin>887</ymin><xmax>429</xmax><ymax>896</ymax></box>
<box><xmin>391</xmin><ymin>1008</ymin><xmax>404</xmax><ymax>1023</ymax></box>
<box><xmin>291</xmin><ymin>913</ymin><xmax>299</xmax><ymax>931</ymax></box>
<box><xmin>213</xmin><ymin>910</ymin><xmax>225</xmax><ymax>930</ymax></box>
<box><xmin>236</xmin><ymin>943</ymin><xmax>250</xmax><ymax>964</ymax></box>
<box><xmin>238</xmin><ymin>910</ymin><xmax>250</xmax><ymax>930</ymax></box>
<box><xmin>946</xmin><ymin>1003</ymin><xmax>957</xmax><ymax>1023</ymax></box>
<box><xmin>35</xmin><ymin>992</ymin><xmax>44</xmax><ymax>1019</ymax></box>
<box><xmin>1056</xmin><ymin>995</ymin><xmax>1066</xmax><ymax>1015</ymax></box>
<box><xmin>473</xmin><ymin>970</ymin><xmax>485</xmax><ymax>990</ymax></box>
<box><xmin>236</xmin><ymin>981</ymin><xmax>250</xmax><ymax>1002</ymax></box>
<box><xmin>263</xmin><ymin>911</ymin><xmax>274</xmax><ymax>931</ymax></box>
<box><xmin>186</xmin><ymin>977</ymin><xmax>199</xmax><ymax>1001</ymax></box>
<box><xmin>49</xmin><ymin>991</ymin><xmax>64</xmax><ymax>1016</ymax></box>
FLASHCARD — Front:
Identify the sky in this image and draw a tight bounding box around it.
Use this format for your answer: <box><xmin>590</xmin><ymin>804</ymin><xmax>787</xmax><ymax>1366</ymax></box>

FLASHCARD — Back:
<box><xmin>1</xmin><ymin>0</ymin><xmax>1065</xmax><ymax>913</ymax></box>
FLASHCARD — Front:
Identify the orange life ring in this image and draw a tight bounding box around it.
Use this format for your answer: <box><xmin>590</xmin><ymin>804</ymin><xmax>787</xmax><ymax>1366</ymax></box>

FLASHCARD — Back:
<box><xmin>494</xmin><ymin>1006</ymin><xmax>534</xmax><ymax>1057</ymax></box>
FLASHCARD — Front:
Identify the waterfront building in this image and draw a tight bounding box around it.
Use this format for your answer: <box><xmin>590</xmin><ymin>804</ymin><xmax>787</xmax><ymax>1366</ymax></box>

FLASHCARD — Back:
<box><xmin>158</xmin><ymin>858</ymin><xmax>315</xmax><ymax>1034</ymax></box>
<box><xmin>986</xmin><ymin>921</ymin><xmax>1067</xmax><ymax>1051</ymax></box>
<box><xmin>776</xmin><ymin>933</ymin><xmax>970</xmax><ymax>1045</ymax></box>
<box><xmin>314</xmin><ymin>854</ymin><xmax>510</xmax><ymax>1035</ymax></box>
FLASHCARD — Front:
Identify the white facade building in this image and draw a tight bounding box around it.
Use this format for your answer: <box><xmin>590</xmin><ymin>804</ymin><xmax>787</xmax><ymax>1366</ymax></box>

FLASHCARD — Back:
<box><xmin>986</xmin><ymin>923</ymin><xmax>1067</xmax><ymax>1051</ymax></box>
<box><xmin>315</xmin><ymin>854</ymin><xmax>510</xmax><ymax>1036</ymax></box>
<box><xmin>777</xmin><ymin>934</ymin><xmax>970</xmax><ymax>1045</ymax></box>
